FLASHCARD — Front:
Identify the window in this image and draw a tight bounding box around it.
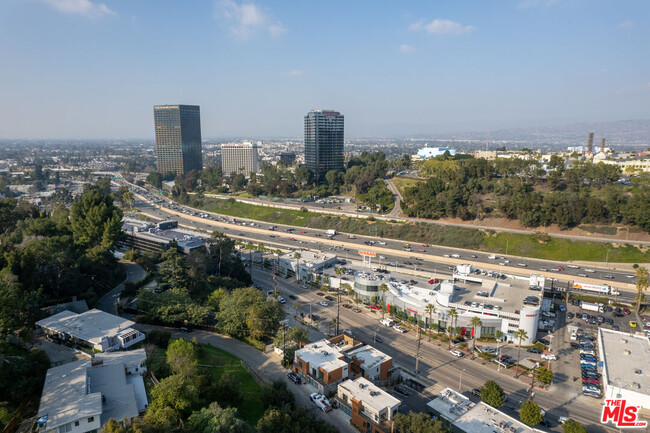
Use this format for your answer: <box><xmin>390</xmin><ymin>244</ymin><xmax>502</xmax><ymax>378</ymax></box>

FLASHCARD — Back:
<box><xmin>58</xmin><ymin>424</ymin><xmax>72</xmax><ymax>433</ymax></box>
<box><xmin>88</xmin><ymin>416</ymin><xmax>95</xmax><ymax>423</ymax></box>
<box><xmin>75</xmin><ymin>421</ymin><xmax>79</xmax><ymax>427</ymax></box>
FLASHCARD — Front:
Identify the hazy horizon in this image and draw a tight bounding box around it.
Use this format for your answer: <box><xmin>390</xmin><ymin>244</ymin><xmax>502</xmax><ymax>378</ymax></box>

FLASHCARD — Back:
<box><xmin>1</xmin><ymin>0</ymin><xmax>648</xmax><ymax>139</ymax></box>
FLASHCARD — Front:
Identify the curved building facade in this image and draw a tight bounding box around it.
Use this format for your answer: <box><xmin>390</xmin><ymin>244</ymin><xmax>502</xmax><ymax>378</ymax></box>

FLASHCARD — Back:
<box><xmin>353</xmin><ymin>272</ymin><xmax>385</xmax><ymax>303</ymax></box>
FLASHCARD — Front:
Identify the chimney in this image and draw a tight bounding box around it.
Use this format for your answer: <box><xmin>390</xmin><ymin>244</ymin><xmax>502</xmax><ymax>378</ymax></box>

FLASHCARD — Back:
<box><xmin>587</xmin><ymin>132</ymin><xmax>594</xmax><ymax>153</ymax></box>
<box><xmin>600</xmin><ymin>138</ymin><xmax>606</xmax><ymax>153</ymax></box>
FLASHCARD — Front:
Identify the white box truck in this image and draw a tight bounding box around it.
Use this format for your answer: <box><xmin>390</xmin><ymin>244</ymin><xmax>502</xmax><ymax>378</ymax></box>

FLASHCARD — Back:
<box><xmin>572</xmin><ymin>281</ymin><xmax>619</xmax><ymax>296</ymax></box>
<box><xmin>326</xmin><ymin>229</ymin><xmax>337</xmax><ymax>236</ymax></box>
<box><xmin>580</xmin><ymin>302</ymin><xmax>604</xmax><ymax>313</ymax></box>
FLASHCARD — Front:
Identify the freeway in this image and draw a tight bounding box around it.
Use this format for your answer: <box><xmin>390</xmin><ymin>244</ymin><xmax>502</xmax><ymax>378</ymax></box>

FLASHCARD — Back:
<box><xmin>250</xmin><ymin>267</ymin><xmax>621</xmax><ymax>433</ymax></box>
<box><xmin>127</xmin><ymin>189</ymin><xmax>640</xmax><ymax>297</ymax></box>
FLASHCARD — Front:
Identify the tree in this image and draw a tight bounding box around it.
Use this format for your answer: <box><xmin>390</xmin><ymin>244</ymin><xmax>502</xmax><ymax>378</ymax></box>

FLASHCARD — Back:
<box><xmin>469</xmin><ymin>316</ymin><xmax>483</xmax><ymax>351</ymax></box>
<box><xmin>635</xmin><ymin>266</ymin><xmax>648</xmax><ymax>313</ymax></box>
<box><xmin>514</xmin><ymin>329</ymin><xmax>528</xmax><ymax>377</ymax></box>
<box><xmin>293</xmin><ymin>252</ymin><xmax>301</xmax><ymax>281</ymax></box>
<box><xmin>393</xmin><ymin>411</ymin><xmax>448</xmax><ymax>433</ymax></box>
<box><xmin>447</xmin><ymin>308</ymin><xmax>458</xmax><ymax>349</ymax></box>
<box><xmin>215</xmin><ymin>373</ymin><xmax>243</xmax><ymax>408</ymax></box>
<box><xmin>70</xmin><ymin>188</ymin><xmax>123</xmax><ymax>255</ymax></box>
<box><xmin>519</xmin><ymin>400</ymin><xmax>543</xmax><ymax>426</ymax></box>
<box><xmin>562</xmin><ymin>419</ymin><xmax>588</xmax><ymax>433</ymax></box>
<box><xmin>158</xmin><ymin>247</ymin><xmax>190</xmax><ymax>290</ymax></box>
<box><xmin>187</xmin><ymin>402</ymin><xmax>246</xmax><ymax>433</ymax></box>
<box><xmin>150</xmin><ymin>373</ymin><xmax>202</xmax><ymax>416</ymax></box>
<box><xmin>379</xmin><ymin>283</ymin><xmax>389</xmax><ymax>319</ymax></box>
<box><xmin>147</xmin><ymin>171</ymin><xmax>163</xmax><ymax>189</ymax></box>
<box><xmin>534</xmin><ymin>366</ymin><xmax>554</xmax><ymax>384</ymax></box>
<box><xmin>425</xmin><ymin>304</ymin><xmax>436</xmax><ymax>341</ymax></box>
<box><xmin>166</xmin><ymin>338</ymin><xmax>198</xmax><ymax>376</ymax></box>
<box><xmin>260</xmin><ymin>380</ymin><xmax>295</xmax><ymax>410</ymax></box>
<box><xmin>102</xmin><ymin>419</ymin><xmax>127</xmax><ymax>433</ymax></box>
<box><xmin>480</xmin><ymin>380</ymin><xmax>505</xmax><ymax>408</ymax></box>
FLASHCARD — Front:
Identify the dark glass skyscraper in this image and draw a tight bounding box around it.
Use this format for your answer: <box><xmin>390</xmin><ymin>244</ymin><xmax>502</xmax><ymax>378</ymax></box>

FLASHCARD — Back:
<box><xmin>153</xmin><ymin>105</ymin><xmax>203</xmax><ymax>175</ymax></box>
<box><xmin>304</xmin><ymin>109</ymin><xmax>344</xmax><ymax>183</ymax></box>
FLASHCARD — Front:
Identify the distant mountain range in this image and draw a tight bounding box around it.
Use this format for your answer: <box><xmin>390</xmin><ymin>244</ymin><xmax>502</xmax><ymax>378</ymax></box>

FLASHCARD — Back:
<box><xmin>444</xmin><ymin>119</ymin><xmax>650</xmax><ymax>145</ymax></box>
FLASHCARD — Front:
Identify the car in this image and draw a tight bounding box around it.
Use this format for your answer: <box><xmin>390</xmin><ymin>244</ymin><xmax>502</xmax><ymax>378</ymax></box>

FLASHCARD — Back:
<box><xmin>428</xmin><ymin>278</ymin><xmax>440</xmax><ymax>284</ymax></box>
<box><xmin>527</xmin><ymin>348</ymin><xmax>542</xmax><ymax>354</ymax></box>
<box><xmin>288</xmin><ymin>294</ymin><xmax>297</xmax><ymax>300</ymax></box>
<box><xmin>541</xmin><ymin>353</ymin><xmax>557</xmax><ymax>360</ymax></box>
<box><xmin>394</xmin><ymin>385</ymin><xmax>411</xmax><ymax>396</ymax></box>
<box><xmin>623</xmin><ymin>308</ymin><xmax>631</xmax><ymax>315</ymax></box>
<box><xmin>450</xmin><ymin>349</ymin><xmax>464</xmax><ymax>357</ymax></box>
<box><xmin>316</xmin><ymin>292</ymin><xmax>325</xmax><ymax>296</ymax></box>
<box><xmin>452</xmin><ymin>337</ymin><xmax>465</xmax><ymax>344</ymax></box>
<box><xmin>393</xmin><ymin>325</ymin><xmax>407</xmax><ymax>333</ymax></box>
<box><xmin>630</xmin><ymin>321</ymin><xmax>637</xmax><ymax>328</ymax></box>
<box><xmin>368</xmin><ymin>304</ymin><xmax>381</xmax><ymax>310</ymax></box>
<box><xmin>277</xmin><ymin>296</ymin><xmax>286</xmax><ymax>304</ymax></box>
<box><xmin>324</xmin><ymin>295</ymin><xmax>335</xmax><ymax>301</ymax></box>
<box><xmin>319</xmin><ymin>301</ymin><xmax>329</xmax><ymax>307</ymax></box>
<box><xmin>585</xmin><ymin>269</ymin><xmax>595</xmax><ymax>273</ymax></box>
<box><xmin>537</xmin><ymin>338</ymin><xmax>550</xmax><ymax>345</ymax></box>
<box><xmin>567</xmin><ymin>312</ymin><xmax>574</xmax><ymax>319</ymax></box>
<box><xmin>176</xmin><ymin>326</ymin><xmax>192</xmax><ymax>333</ymax></box>
<box><xmin>612</xmin><ymin>325</ymin><xmax>620</xmax><ymax>331</ymax></box>
<box><xmin>287</xmin><ymin>372</ymin><xmax>301</xmax><ymax>384</ymax></box>
<box><xmin>471</xmin><ymin>388</ymin><xmax>481</xmax><ymax>397</ymax></box>
<box><xmin>353</xmin><ymin>307</ymin><xmax>362</xmax><ymax>313</ymax></box>
<box><xmin>451</xmin><ymin>254</ymin><xmax>461</xmax><ymax>258</ymax></box>
<box><xmin>570</xmin><ymin>342</ymin><xmax>580</xmax><ymax>349</ymax></box>
<box><xmin>518</xmin><ymin>263</ymin><xmax>527</xmax><ymax>267</ymax></box>
<box><xmin>342</xmin><ymin>303</ymin><xmax>352</xmax><ymax>309</ymax></box>
<box><xmin>381</xmin><ymin>318</ymin><xmax>394</xmax><ymax>326</ymax></box>
<box><xmin>603</xmin><ymin>274</ymin><xmax>614</xmax><ymax>279</ymax></box>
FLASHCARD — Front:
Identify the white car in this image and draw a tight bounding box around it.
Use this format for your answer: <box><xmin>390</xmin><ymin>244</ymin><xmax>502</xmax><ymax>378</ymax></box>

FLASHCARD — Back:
<box><xmin>518</xmin><ymin>263</ymin><xmax>527</xmax><ymax>267</ymax></box>
<box><xmin>277</xmin><ymin>296</ymin><xmax>286</xmax><ymax>304</ymax></box>
<box><xmin>319</xmin><ymin>301</ymin><xmax>329</xmax><ymax>307</ymax></box>
<box><xmin>451</xmin><ymin>254</ymin><xmax>461</xmax><ymax>258</ymax></box>
<box><xmin>488</xmin><ymin>255</ymin><xmax>497</xmax><ymax>260</ymax></box>
<box><xmin>393</xmin><ymin>325</ymin><xmax>407</xmax><ymax>333</ymax></box>
<box><xmin>567</xmin><ymin>264</ymin><xmax>580</xmax><ymax>269</ymax></box>
<box><xmin>379</xmin><ymin>241</ymin><xmax>387</xmax><ymax>245</ymax></box>
<box><xmin>450</xmin><ymin>349</ymin><xmax>463</xmax><ymax>357</ymax></box>
<box><xmin>585</xmin><ymin>269</ymin><xmax>596</xmax><ymax>273</ymax></box>
<box><xmin>381</xmin><ymin>318</ymin><xmax>394</xmax><ymax>327</ymax></box>
<box><xmin>541</xmin><ymin>353</ymin><xmax>557</xmax><ymax>360</ymax></box>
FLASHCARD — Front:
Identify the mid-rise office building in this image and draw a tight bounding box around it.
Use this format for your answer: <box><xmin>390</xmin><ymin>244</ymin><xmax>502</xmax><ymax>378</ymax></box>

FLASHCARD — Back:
<box><xmin>279</xmin><ymin>152</ymin><xmax>296</xmax><ymax>166</ymax></box>
<box><xmin>221</xmin><ymin>141</ymin><xmax>260</xmax><ymax>177</ymax></box>
<box><xmin>304</xmin><ymin>109</ymin><xmax>344</xmax><ymax>182</ymax></box>
<box><xmin>153</xmin><ymin>104</ymin><xmax>203</xmax><ymax>175</ymax></box>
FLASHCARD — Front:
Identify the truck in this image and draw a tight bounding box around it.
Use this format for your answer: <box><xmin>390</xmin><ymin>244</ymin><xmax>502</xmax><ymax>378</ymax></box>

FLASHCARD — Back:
<box><xmin>580</xmin><ymin>302</ymin><xmax>605</xmax><ymax>313</ymax></box>
<box><xmin>326</xmin><ymin>229</ymin><xmax>337</xmax><ymax>236</ymax></box>
<box><xmin>456</xmin><ymin>264</ymin><xmax>473</xmax><ymax>275</ymax></box>
<box><xmin>572</xmin><ymin>281</ymin><xmax>620</xmax><ymax>296</ymax></box>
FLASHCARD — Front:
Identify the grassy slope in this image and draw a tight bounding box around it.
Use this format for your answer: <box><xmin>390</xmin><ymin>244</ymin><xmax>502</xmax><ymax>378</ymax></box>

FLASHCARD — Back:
<box><xmin>199</xmin><ymin>345</ymin><xmax>264</xmax><ymax>427</ymax></box>
<box><xmin>196</xmin><ymin>197</ymin><xmax>649</xmax><ymax>263</ymax></box>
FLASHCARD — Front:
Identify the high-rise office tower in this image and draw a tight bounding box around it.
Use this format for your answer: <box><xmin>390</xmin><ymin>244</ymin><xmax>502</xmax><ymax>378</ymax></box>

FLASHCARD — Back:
<box><xmin>304</xmin><ymin>109</ymin><xmax>344</xmax><ymax>183</ymax></box>
<box><xmin>221</xmin><ymin>141</ymin><xmax>260</xmax><ymax>177</ymax></box>
<box><xmin>600</xmin><ymin>138</ymin><xmax>606</xmax><ymax>153</ymax></box>
<box><xmin>153</xmin><ymin>105</ymin><xmax>203</xmax><ymax>175</ymax></box>
<box><xmin>587</xmin><ymin>132</ymin><xmax>594</xmax><ymax>154</ymax></box>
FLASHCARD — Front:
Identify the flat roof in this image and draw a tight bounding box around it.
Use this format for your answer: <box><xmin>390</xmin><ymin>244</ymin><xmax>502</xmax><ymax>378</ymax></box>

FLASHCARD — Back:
<box><xmin>296</xmin><ymin>340</ymin><xmax>347</xmax><ymax>373</ymax></box>
<box><xmin>88</xmin><ymin>363</ymin><xmax>139</xmax><ymax>425</ymax></box>
<box><xmin>37</xmin><ymin>360</ymin><xmax>102</xmax><ymax>431</ymax></box>
<box><xmin>426</xmin><ymin>388</ymin><xmax>474</xmax><ymax>422</ymax></box>
<box><xmin>455</xmin><ymin>401</ymin><xmax>543</xmax><ymax>433</ymax></box>
<box><xmin>36</xmin><ymin>309</ymin><xmax>136</xmax><ymax>345</ymax></box>
<box><xmin>281</xmin><ymin>250</ymin><xmax>336</xmax><ymax>265</ymax></box>
<box><xmin>347</xmin><ymin>345</ymin><xmax>391</xmax><ymax>371</ymax></box>
<box><xmin>600</xmin><ymin>328</ymin><xmax>650</xmax><ymax>395</ymax></box>
<box><xmin>338</xmin><ymin>377</ymin><xmax>400</xmax><ymax>412</ymax></box>
<box><xmin>97</xmin><ymin>348</ymin><xmax>146</xmax><ymax>369</ymax></box>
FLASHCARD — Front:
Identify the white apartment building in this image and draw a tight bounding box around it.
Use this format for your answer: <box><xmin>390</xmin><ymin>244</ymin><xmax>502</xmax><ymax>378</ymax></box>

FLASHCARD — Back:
<box><xmin>221</xmin><ymin>141</ymin><xmax>260</xmax><ymax>177</ymax></box>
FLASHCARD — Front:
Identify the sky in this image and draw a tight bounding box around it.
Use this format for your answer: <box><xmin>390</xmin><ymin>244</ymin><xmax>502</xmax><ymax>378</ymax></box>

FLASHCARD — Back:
<box><xmin>0</xmin><ymin>0</ymin><xmax>649</xmax><ymax>139</ymax></box>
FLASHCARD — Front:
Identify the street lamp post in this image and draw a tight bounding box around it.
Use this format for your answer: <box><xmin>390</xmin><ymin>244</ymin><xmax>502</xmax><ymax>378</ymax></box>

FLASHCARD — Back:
<box><xmin>458</xmin><ymin>368</ymin><xmax>466</xmax><ymax>393</ymax></box>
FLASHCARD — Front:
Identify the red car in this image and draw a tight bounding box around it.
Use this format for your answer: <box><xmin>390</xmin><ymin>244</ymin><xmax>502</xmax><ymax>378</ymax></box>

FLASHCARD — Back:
<box><xmin>288</xmin><ymin>237</ymin><xmax>295</xmax><ymax>241</ymax></box>
<box><xmin>368</xmin><ymin>304</ymin><xmax>381</xmax><ymax>310</ymax></box>
<box><xmin>583</xmin><ymin>378</ymin><xmax>600</xmax><ymax>385</ymax></box>
<box><xmin>558</xmin><ymin>267</ymin><xmax>564</xmax><ymax>271</ymax></box>
<box><xmin>418</xmin><ymin>249</ymin><xmax>425</xmax><ymax>252</ymax></box>
<box><xmin>300</xmin><ymin>231</ymin><xmax>307</xmax><ymax>234</ymax></box>
<box><xmin>422</xmin><ymin>244</ymin><xmax>430</xmax><ymax>247</ymax></box>
<box><xmin>428</xmin><ymin>278</ymin><xmax>440</xmax><ymax>284</ymax></box>
<box><xmin>623</xmin><ymin>308</ymin><xmax>631</xmax><ymax>315</ymax></box>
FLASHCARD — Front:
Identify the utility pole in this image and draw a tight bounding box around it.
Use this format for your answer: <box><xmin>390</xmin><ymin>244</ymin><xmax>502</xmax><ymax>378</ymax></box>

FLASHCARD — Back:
<box><xmin>336</xmin><ymin>289</ymin><xmax>341</xmax><ymax>335</ymax></box>
<box><xmin>415</xmin><ymin>324</ymin><xmax>422</xmax><ymax>374</ymax></box>
<box><xmin>282</xmin><ymin>324</ymin><xmax>287</xmax><ymax>368</ymax></box>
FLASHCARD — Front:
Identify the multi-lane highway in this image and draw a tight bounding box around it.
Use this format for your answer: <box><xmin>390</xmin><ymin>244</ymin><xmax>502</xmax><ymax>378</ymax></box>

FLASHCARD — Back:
<box><xmin>125</xmin><ymin>185</ymin><xmax>639</xmax><ymax>297</ymax></box>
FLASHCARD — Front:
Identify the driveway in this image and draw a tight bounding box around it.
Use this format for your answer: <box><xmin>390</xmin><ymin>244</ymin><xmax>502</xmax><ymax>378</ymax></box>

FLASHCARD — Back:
<box><xmin>97</xmin><ymin>261</ymin><xmax>147</xmax><ymax>314</ymax></box>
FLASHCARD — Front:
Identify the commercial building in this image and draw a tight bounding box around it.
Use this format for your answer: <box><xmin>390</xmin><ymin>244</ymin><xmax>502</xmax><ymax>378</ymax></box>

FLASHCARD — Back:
<box><xmin>427</xmin><ymin>388</ymin><xmax>544</xmax><ymax>433</ymax></box>
<box><xmin>122</xmin><ymin>218</ymin><xmax>205</xmax><ymax>254</ymax></box>
<box><xmin>337</xmin><ymin>377</ymin><xmax>401</xmax><ymax>433</ymax></box>
<box><xmin>598</xmin><ymin>328</ymin><xmax>650</xmax><ymax>409</ymax></box>
<box><xmin>36</xmin><ymin>349</ymin><xmax>148</xmax><ymax>433</ymax></box>
<box><xmin>221</xmin><ymin>141</ymin><xmax>260</xmax><ymax>177</ymax></box>
<box><xmin>353</xmin><ymin>272</ymin><xmax>540</xmax><ymax>345</ymax></box>
<box><xmin>414</xmin><ymin>146</ymin><xmax>457</xmax><ymax>159</ymax></box>
<box><xmin>153</xmin><ymin>104</ymin><xmax>203</xmax><ymax>175</ymax></box>
<box><xmin>278</xmin><ymin>250</ymin><xmax>337</xmax><ymax>281</ymax></box>
<box><xmin>36</xmin><ymin>309</ymin><xmax>145</xmax><ymax>352</ymax></box>
<box><xmin>279</xmin><ymin>152</ymin><xmax>296</xmax><ymax>166</ymax></box>
<box><xmin>304</xmin><ymin>109</ymin><xmax>344</xmax><ymax>183</ymax></box>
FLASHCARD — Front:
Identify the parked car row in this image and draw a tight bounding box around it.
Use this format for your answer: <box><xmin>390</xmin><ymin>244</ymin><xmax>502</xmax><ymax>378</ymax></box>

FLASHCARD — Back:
<box><xmin>576</xmin><ymin>333</ymin><xmax>602</xmax><ymax>399</ymax></box>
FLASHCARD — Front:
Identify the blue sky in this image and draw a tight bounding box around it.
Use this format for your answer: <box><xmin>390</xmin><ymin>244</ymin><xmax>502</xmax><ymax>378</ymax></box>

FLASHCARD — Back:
<box><xmin>0</xmin><ymin>0</ymin><xmax>648</xmax><ymax>138</ymax></box>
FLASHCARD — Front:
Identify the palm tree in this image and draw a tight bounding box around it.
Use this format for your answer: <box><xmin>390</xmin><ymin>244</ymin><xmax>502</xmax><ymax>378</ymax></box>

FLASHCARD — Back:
<box><xmin>293</xmin><ymin>252</ymin><xmax>301</xmax><ymax>282</ymax></box>
<box><xmin>470</xmin><ymin>316</ymin><xmax>483</xmax><ymax>352</ymax></box>
<box><xmin>425</xmin><ymin>304</ymin><xmax>436</xmax><ymax>341</ymax></box>
<box><xmin>635</xmin><ymin>266</ymin><xmax>649</xmax><ymax>313</ymax></box>
<box><xmin>514</xmin><ymin>329</ymin><xmax>528</xmax><ymax>378</ymax></box>
<box><xmin>447</xmin><ymin>308</ymin><xmax>458</xmax><ymax>349</ymax></box>
<box><xmin>294</xmin><ymin>301</ymin><xmax>302</xmax><ymax>317</ymax></box>
<box><xmin>379</xmin><ymin>283</ymin><xmax>389</xmax><ymax>320</ymax></box>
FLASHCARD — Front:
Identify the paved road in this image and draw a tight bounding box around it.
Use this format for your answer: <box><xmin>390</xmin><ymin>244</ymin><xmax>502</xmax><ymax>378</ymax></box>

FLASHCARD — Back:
<box><xmin>135</xmin><ymin>324</ymin><xmax>357</xmax><ymax>433</ymax></box>
<box><xmin>130</xmin><ymin>195</ymin><xmax>641</xmax><ymax>295</ymax></box>
<box><xmin>384</xmin><ymin>178</ymin><xmax>403</xmax><ymax>218</ymax></box>
<box><xmin>252</xmin><ymin>268</ymin><xmax>627</xmax><ymax>433</ymax></box>
<box><xmin>97</xmin><ymin>262</ymin><xmax>147</xmax><ymax>314</ymax></box>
